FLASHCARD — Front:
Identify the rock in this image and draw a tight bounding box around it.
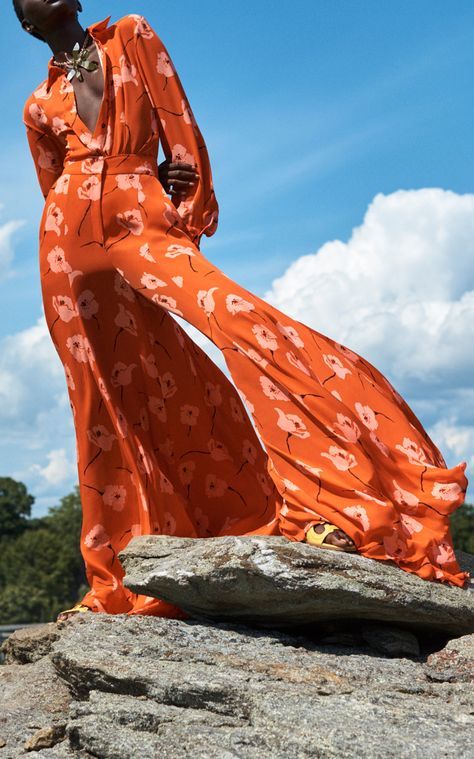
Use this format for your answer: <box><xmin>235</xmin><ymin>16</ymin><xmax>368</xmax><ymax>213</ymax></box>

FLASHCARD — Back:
<box><xmin>23</xmin><ymin>724</ymin><xmax>66</xmax><ymax>752</ymax></box>
<box><xmin>118</xmin><ymin>535</ymin><xmax>474</xmax><ymax>635</ymax></box>
<box><xmin>424</xmin><ymin>633</ymin><xmax>474</xmax><ymax>683</ymax></box>
<box><xmin>360</xmin><ymin>623</ymin><xmax>420</xmax><ymax>658</ymax></box>
<box><xmin>1</xmin><ymin>622</ymin><xmax>60</xmax><ymax>665</ymax></box>
<box><xmin>0</xmin><ymin>613</ymin><xmax>473</xmax><ymax>757</ymax></box>
<box><xmin>0</xmin><ymin>655</ymin><xmax>72</xmax><ymax>757</ymax></box>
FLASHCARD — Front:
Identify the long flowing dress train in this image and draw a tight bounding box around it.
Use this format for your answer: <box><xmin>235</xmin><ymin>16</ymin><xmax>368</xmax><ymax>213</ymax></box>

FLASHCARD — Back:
<box><xmin>22</xmin><ymin>13</ymin><xmax>470</xmax><ymax>616</ymax></box>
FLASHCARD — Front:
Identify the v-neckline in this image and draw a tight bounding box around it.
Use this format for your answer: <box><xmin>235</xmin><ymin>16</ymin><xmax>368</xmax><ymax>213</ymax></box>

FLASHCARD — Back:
<box><xmin>69</xmin><ymin>39</ymin><xmax>107</xmax><ymax>137</ymax></box>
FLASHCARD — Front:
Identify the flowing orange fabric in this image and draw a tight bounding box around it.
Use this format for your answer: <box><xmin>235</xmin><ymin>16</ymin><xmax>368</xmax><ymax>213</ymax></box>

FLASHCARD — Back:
<box><xmin>22</xmin><ymin>13</ymin><xmax>470</xmax><ymax>615</ymax></box>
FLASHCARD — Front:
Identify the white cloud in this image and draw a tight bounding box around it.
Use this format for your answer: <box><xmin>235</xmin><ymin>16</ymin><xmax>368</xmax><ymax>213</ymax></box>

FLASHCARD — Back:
<box><xmin>0</xmin><ymin>214</ymin><xmax>26</xmax><ymax>281</ymax></box>
<box><xmin>261</xmin><ymin>187</ymin><xmax>474</xmax><ymax>498</ymax></box>
<box><xmin>28</xmin><ymin>447</ymin><xmax>77</xmax><ymax>488</ymax></box>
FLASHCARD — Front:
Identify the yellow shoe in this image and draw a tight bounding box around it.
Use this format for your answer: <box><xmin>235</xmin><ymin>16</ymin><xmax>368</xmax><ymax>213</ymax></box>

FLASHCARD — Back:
<box><xmin>56</xmin><ymin>602</ymin><xmax>92</xmax><ymax>622</ymax></box>
<box><xmin>305</xmin><ymin>522</ymin><xmax>357</xmax><ymax>552</ymax></box>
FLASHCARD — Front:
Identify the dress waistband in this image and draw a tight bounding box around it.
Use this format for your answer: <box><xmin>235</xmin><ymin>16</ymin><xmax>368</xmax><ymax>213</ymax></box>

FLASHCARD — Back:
<box><xmin>62</xmin><ymin>153</ymin><xmax>159</xmax><ymax>177</ymax></box>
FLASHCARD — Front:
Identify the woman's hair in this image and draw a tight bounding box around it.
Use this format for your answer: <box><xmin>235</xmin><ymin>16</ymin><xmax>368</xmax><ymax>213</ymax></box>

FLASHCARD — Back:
<box><xmin>12</xmin><ymin>0</ymin><xmax>47</xmax><ymax>43</ymax></box>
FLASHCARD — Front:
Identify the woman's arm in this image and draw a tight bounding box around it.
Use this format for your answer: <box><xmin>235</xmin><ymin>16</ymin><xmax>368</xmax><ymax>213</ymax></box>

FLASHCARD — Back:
<box><xmin>129</xmin><ymin>14</ymin><xmax>219</xmax><ymax>249</ymax></box>
<box><xmin>23</xmin><ymin>99</ymin><xmax>66</xmax><ymax>200</ymax></box>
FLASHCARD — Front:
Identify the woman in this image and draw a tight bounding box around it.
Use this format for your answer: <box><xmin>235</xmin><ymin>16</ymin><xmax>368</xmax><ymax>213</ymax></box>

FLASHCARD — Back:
<box><xmin>16</xmin><ymin>1</ymin><xmax>470</xmax><ymax>621</ymax></box>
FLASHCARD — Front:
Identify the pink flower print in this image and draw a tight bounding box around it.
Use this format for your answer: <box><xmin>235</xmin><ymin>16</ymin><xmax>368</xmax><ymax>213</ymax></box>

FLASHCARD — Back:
<box><xmin>84</xmin><ymin>524</ymin><xmax>110</xmax><ymax>551</ymax></box>
<box><xmin>295</xmin><ymin>459</ymin><xmax>323</xmax><ymax>476</ymax></box>
<box><xmin>148</xmin><ymin>396</ymin><xmax>167</xmax><ymax>422</ymax></box>
<box><xmin>64</xmin><ymin>364</ymin><xmax>75</xmax><ymax>390</ymax></box>
<box><xmin>322</xmin><ymin>354</ymin><xmax>352</xmax><ymax>385</ymax></box>
<box><xmin>332</xmin><ymin>413</ymin><xmax>361</xmax><ymax>443</ymax></box>
<box><xmin>239</xmin><ymin>390</ymin><xmax>255</xmax><ymax>414</ymax></box>
<box><xmin>86</xmin><ymin>424</ymin><xmax>117</xmax><ymax>451</ymax></box>
<box><xmin>96</xmin><ymin>378</ymin><xmax>109</xmax><ymax>401</ymax></box>
<box><xmin>392</xmin><ymin>480</ymin><xmax>420</xmax><ymax>512</ymax></box>
<box><xmin>252</xmin><ymin>324</ymin><xmax>278</xmax><ymax>351</ymax></box>
<box><xmin>53</xmin><ymin>295</ymin><xmax>77</xmax><ymax>322</ymax></box>
<box><xmin>331</xmin><ymin>390</ymin><xmax>342</xmax><ymax>401</ymax></box>
<box><xmin>47</xmin><ymin>246</ymin><xmax>71</xmax><ymax>273</ymax></box>
<box><xmin>66</xmin><ymin>334</ymin><xmax>89</xmax><ymax>363</ymax></box>
<box><xmin>181</xmin><ymin>98</ymin><xmax>196</xmax><ymax>127</ymax></box>
<box><xmin>34</xmin><ymin>81</ymin><xmax>53</xmax><ymax>100</ymax></box>
<box><xmin>140</xmin><ymin>353</ymin><xmax>159</xmax><ymax>379</ymax></box>
<box><xmin>77</xmin><ymin>289</ymin><xmax>99</xmax><ymax>320</ymax></box>
<box><xmin>178</xmin><ymin>460</ymin><xmax>196</xmax><ymax>485</ymax></box>
<box><xmin>111</xmin><ymin>361</ymin><xmax>137</xmax><ymax>388</ymax></box>
<box><xmin>180</xmin><ymin>404</ymin><xmax>200</xmax><ymax>431</ymax></box>
<box><xmin>173</xmin><ymin>321</ymin><xmax>186</xmax><ymax>348</ymax></box>
<box><xmin>205</xmin><ymin>382</ymin><xmax>222</xmax><ymax>407</ymax></box>
<box><xmin>259</xmin><ymin>376</ymin><xmax>290</xmax><ymax>401</ymax></box>
<box><xmin>343</xmin><ymin>505</ymin><xmax>370</xmax><ymax>531</ymax></box>
<box><xmin>275</xmin><ymin>407</ymin><xmax>310</xmax><ymax>452</ymax></box>
<box><xmin>233</xmin><ymin>341</ymin><xmax>269</xmax><ymax>369</ymax></box>
<box><xmin>369</xmin><ymin>431</ymin><xmax>389</xmax><ymax>457</ymax></box>
<box><xmin>115</xmin><ymin>406</ymin><xmax>128</xmax><ymax>438</ymax></box>
<box><xmin>59</xmin><ymin>77</ymin><xmax>73</xmax><ymax>96</ymax></box>
<box><xmin>281</xmin><ymin>478</ymin><xmax>299</xmax><ymax>492</ymax></box>
<box><xmin>156</xmin><ymin>49</ymin><xmax>176</xmax><ymax>78</ymax></box>
<box><xmin>82</xmin><ymin>156</ymin><xmax>105</xmax><ymax>174</ymax></box>
<box><xmin>114</xmin><ymin>303</ymin><xmax>138</xmax><ymax>337</ymax></box>
<box><xmin>172</xmin><ymin>144</ymin><xmax>195</xmax><ymax>167</ymax></box>
<box><xmin>256</xmin><ymin>472</ymin><xmax>273</xmax><ymax>496</ymax></box>
<box><xmin>44</xmin><ymin>203</ymin><xmax>64</xmax><ymax>237</ymax></box>
<box><xmin>137</xmin><ymin>440</ymin><xmax>153</xmax><ymax>475</ymax></box>
<box><xmin>103</xmin><ymin>484</ymin><xmax>127</xmax><ymax>512</ymax></box>
<box><xmin>151</xmin><ymin>293</ymin><xmax>184</xmax><ymax>316</ymax></box>
<box><xmin>205</xmin><ymin>473</ymin><xmax>227</xmax><ymax>497</ymax></box>
<box><xmin>28</xmin><ymin>102</ymin><xmax>47</xmax><ymax>126</ymax></box>
<box><xmin>383</xmin><ymin>532</ymin><xmax>409</xmax><ymax>560</ymax></box>
<box><xmin>160</xmin><ymin>371</ymin><xmax>178</xmax><ymax>399</ymax></box>
<box><xmin>286</xmin><ymin>351</ymin><xmax>310</xmax><ymax>376</ymax></box>
<box><xmin>354</xmin><ymin>402</ymin><xmax>378</xmax><ymax>430</ymax></box>
<box><xmin>163</xmin><ymin>511</ymin><xmax>177</xmax><ymax>535</ymax></box>
<box><xmin>429</xmin><ymin>540</ymin><xmax>456</xmax><ymax>565</ymax></box>
<box><xmin>400</xmin><ymin>514</ymin><xmax>423</xmax><ymax>537</ymax></box>
<box><xmin>431</xmin><ymin>481</ymin><xmax>463</xmax><ymax>501</ymax></box>
<box><xmin>160</xmin><ymin>471</ymin><xmax>174</xmax><ymax>494</ymax></box>
<box><xmin>37</xmin><ymin>143</ymin><xmax>61</xmax><ymax>175</ymax></box>
<box><xmin>226</xmin><ymin>294</ymin><xmax>255</xmax><ymax>315</ymax></box>
<box><xmin>321</xmin><ymin>445</ymin><xmax>357</xmax><ymax>471</ymax></box>
<box><xmin>395</xmin><ymin>438</ymin><xmax>428</xmax><ymax>466</ymax></box>
<box><xmin>54</xmin><ymin>174</ymin><xmax>70</xmax><ymax>195</ymax></box>
<box><xmin>172</xmin><ymin>275</ymin><xmax>184</xmax><ymax>288</ymax></box>
<box><xmin>51</xmin><ymin>116</ymin><xmax>68</xmax><ymax>137</ymax></box>
<box><xmin>208</xmin><ymin>439</ymin><xmax>232</xmax><ymax>461</ymax></box>
<box><xmin>119</xmin><ymin>54</ymin><xmax>138</xmax><ymax>85</ymax></box>
<box><xmin>114</xmin><ymin>271</ymin><xmax>136</xmax><ymax>303</ymax></box>
<box><xmin>242</xmin><ymin>439</ymin><xmax>258</xmax><ymax>465</ymax></box>
<box><xmin>140</xmin><ymin>272</ymin><xmax>167</xmax><ymax>289</ymax></box>
<box><xmin>131</xmin><ymin>14</ymin><xmax>154</xmax><ymax>39</ymax></box>
<box><xmin>78</xmin><ymin>175</ymin><xmax>101</xmax><ymax>201</ymax></box>
<box><xmin>83</xmin><ymin>338</ymin><xmax>95</xmax><ymax>366</ymax></box>
<box><xmin>116</xmin><ymin>209</ymin><xmax>144</xmax><ymax>236</ymax></box>
<box><xmin>229</xmin><ymin>396</ymin><xmax>244</xmax><ymax>423</ymax></box>
<box><xmin>194</xmin><ymin>506</ymin><xmax>211</xmax><ymax>537</ymax></box>
<box><xmin>277</xmin><ymin>322</ymin><xmax>305</xmax><ymax>348</ymax></box>
<box><xmin>139</xmin><ymin>242</ymin><xmax>156</xmax><ymax>263</ymax></box>
<box><xmin>157</xmin><ymin>437</ymin><xmax>174</xmax><ymax>460</ymax></box>
<box><xmin>353</xmin><ymin>490</ymin><xmax>387</xmax><ymax>506</ymax></box>
<box><xmin>165</xmin><ymin>243</ymin><xmax>196</xmax><ymax>265</ymax></box>
<box><xmin>334</xmin><ymin>342</ymin><xmax>359</xmax><ymax>363</ymax></box>
<box><xmin>197</xmin><ymin>287</ymin><xmax>219</xmax><ymax>316</ymax></box>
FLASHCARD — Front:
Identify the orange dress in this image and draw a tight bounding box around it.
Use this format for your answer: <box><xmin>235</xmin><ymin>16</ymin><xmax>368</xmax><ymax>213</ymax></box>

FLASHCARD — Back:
<box><xmin>22</xmin><ymin>13</ymin><xmax>470</xmax><ymax>615</ymax></box>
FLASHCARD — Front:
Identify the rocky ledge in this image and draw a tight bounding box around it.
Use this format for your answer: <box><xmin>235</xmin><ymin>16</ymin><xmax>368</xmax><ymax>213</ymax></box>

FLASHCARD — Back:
<box><xmin>0</xmin><ymin>536</ymin><xmax>473</xmax><ymax>758</ymax></box>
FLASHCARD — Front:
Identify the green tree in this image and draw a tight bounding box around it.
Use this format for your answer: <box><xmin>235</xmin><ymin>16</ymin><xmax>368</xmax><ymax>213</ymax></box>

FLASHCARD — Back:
<box><xmin>450</xmin><ymin>502</ymin><xmax>474</xmax><ymax>553</ymax></box>
<box><xmin>0</xmin><ymin>477</ymin><xmax>34</xmax><ymax>538</ymax></box>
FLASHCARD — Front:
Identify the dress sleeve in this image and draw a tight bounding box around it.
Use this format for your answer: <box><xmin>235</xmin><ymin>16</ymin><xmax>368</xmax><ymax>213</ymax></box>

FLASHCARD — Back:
<box><xmin>130</xmin><ymin>14</ymin><xmax>219</xmax><ymax>249</ymax></box>
<box><xmin>23</xmin><ymin>99</ymin><xmax>65</xmax><ymax>201</ymax></box>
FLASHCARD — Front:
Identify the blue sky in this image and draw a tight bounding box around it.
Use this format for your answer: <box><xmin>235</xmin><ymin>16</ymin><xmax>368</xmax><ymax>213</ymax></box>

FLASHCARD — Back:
<box><xmin>1</xmin><ymin>1</ymin><xmax>473</xmax><ymax>516</ymax></box>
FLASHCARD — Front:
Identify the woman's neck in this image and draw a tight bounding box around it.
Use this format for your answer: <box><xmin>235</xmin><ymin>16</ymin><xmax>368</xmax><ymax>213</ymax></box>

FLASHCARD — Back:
<box><xmin>46</xmin><ymin>18</ymin><xmax>89</xmax><ymax>58</ymax></box>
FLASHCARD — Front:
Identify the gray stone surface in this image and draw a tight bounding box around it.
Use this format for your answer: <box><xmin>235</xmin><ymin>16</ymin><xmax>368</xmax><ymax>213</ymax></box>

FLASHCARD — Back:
<box><xmin>118</xmin><ymin>535</ymin><xmax>474</xmax><ymax>634</ymax></box>
<box><xmin>0</xmin><ymin>612</ymin><xmax>473</xmax><ymax>757</ymax></box>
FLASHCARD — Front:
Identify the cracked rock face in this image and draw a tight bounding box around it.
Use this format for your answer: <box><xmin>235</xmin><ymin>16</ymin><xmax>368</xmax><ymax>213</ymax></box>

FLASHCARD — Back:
<box><xmin>1</xmin><ymin>615</ymin><xmax>473</xmax><ymax>758</ymax></box>
<box><xmin>118</xmin><ymin>535</ymin><xmax>474</xmax><ymax>634</ymax></box>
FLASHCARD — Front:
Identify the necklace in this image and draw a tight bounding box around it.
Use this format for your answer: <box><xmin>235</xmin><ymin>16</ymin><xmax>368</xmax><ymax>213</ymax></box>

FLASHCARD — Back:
<box><xmin>52</xmin><ymin>31</ymin><xmax>99</xmax><ymax>82</ymax></box>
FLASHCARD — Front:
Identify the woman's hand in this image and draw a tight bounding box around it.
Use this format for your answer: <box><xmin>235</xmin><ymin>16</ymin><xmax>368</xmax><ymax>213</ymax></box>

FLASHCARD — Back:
<box><xmin>158</xmin><ymin>160</ymin><xmax>199</xmax><ymax>199</ymax></box>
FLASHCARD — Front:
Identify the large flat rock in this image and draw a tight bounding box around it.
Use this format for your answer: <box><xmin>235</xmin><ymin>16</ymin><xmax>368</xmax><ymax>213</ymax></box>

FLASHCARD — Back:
<box><xmin>118</xmin><ymin>535</ymin><xmax>474</xmax><ymax>635</ymax></box>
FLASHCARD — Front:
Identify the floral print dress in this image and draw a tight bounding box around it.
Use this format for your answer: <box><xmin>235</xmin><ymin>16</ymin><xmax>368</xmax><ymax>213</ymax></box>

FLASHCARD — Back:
<box><xmin>22</xmin><ymin>13</ymin><xmax>470</xmax><ymax>615</ymax></box>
